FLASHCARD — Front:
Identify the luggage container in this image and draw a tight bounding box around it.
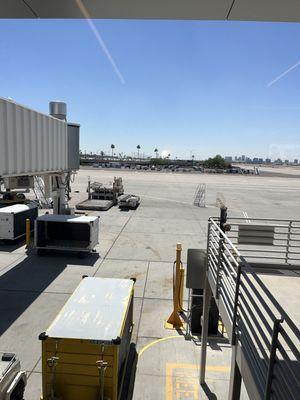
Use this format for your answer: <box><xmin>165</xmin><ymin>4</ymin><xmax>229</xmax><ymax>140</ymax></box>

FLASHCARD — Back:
<box><xmin>0</xmin><ymin>203</ymin><xmax>38</xmax><ymax>240</ymax></box>
<box><xmin>39</xmin><ymin>277</ymin><xmax>135</xmax><ymax>400</ymax></box>
<box><xmin>35</xmin><ymin>214</ymin><xmax>99</xmax><ymax>254</ymax></box>
<box><xmin>118</xmin><ymin>194</ymin><xmax>140</xmax><ymax>209</ymax></box>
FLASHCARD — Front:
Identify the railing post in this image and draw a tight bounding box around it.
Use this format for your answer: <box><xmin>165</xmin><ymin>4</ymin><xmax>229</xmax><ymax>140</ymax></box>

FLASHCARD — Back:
<box><xmin>285</xmin><ymin>221</ymin><xmax>292</xmax><ymax>264</ymax></box>
<box><xmin>215</xmin><ymin>237</ymin><xmax>224</xmax><ymax>300</ymax></box>
<box><xmin>199</xmin><ymin>220</ymin><xmax>213</xmax><ymax>385</ymax></box>
<box><xmin>231</xmin><ymin>263</ymin><xmax>242</xmax><ymax>345</ymax></box>
<box><xmin>206</xmin><ymin>220</ymin><xmax>211</xmax><ymax>263</ymax></box>
<box><xmin>264</xmin><ymin>318</ymin><xmax>283</xmax><ymax>399</ymax></box>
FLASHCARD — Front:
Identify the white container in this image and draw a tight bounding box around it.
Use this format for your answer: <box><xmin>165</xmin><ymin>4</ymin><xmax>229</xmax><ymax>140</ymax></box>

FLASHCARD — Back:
<box><xmin>0</xmin><ymin>97</ymin><xmax>68</xmax><ymax>177</ymax></box>
<box><xmin>0</xmin><ymin>203</ymin><xmax>38</xmax><ymax>240</ymax></box>
<box><xmin>35</xmin><ymin>214</ymin><xmax>99</xmax><ymax>253</ymax></box>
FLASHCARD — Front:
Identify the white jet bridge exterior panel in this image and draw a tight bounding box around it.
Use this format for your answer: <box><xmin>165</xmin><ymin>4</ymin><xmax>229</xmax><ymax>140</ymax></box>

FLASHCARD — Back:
<box><xmin>0</xmin><ymin>97</ymin><xmax>68</xmax><ymax>177</ymax></box>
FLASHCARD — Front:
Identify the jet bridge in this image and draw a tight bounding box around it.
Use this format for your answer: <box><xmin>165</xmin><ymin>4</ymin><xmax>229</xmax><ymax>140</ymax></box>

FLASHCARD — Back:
<box><xmin>200</xmin><ymin>217</ymin><xmax>300</xmax><ymax>400</ymax></box>
<box><xmin>0</xmin><ymin>97</ymin><xmax>80</xmax><ymax>214</ymax></box>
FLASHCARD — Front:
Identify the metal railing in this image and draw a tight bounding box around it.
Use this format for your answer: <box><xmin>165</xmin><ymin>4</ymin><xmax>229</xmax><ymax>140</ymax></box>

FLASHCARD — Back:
<box><xmin>207</xmin><ymin>217</ymin><xmax>300</xmax><ymax>400</ymax></box>
<box><xmin>225</xmin><ymin>217</ymin><xmax>300</xmax><ymax>266</ymax></box>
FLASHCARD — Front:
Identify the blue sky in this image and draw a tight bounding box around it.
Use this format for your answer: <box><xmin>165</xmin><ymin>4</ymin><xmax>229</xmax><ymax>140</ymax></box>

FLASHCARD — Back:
<box><xmin>0</xmin><ymin>19</ymin><xmax>300</xmax><ymax>160</ymax></box>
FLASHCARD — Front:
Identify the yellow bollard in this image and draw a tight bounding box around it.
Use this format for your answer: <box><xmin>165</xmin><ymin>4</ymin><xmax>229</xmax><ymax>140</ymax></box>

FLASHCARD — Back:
<box><xmin>165</xmin><ymin>243</ymin><xmax>184</xmax><ymax>329</ymax></box>
<box><xmin>25</xmin><ymin>218</ymin><xmax>31</xmax><ymax>249</ymax></box>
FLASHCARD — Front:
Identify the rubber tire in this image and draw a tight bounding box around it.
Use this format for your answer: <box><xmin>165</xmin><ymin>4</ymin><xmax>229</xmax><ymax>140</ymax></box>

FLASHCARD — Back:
<box><xmin>10</xmin><ymin>380</ymin><xmax>25</xmax><ymax>400</ymax></box>
<box><xmin>37</xmin><ymin>248</ymin><xmax>46</xmax><ymax>256</ymax></box>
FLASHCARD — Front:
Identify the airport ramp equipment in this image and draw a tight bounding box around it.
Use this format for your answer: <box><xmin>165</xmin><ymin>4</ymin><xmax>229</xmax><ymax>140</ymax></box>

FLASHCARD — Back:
<box><xmin>90</xmin><ymin>177</ymin><xmax>124</xmax><ymax>200</ymax></box>
<box><xmin>118</xmin><ymin>194</ymin><xmax>140</xmax><ymax>209</ymax></box>
<box><xmin>33</xmin><ymin>176</ymin><xmax>52</xmax><ymax>209</ymax></box>
<box><xmin>39</xmin><ymin>277</ymin><xmax>135</xmax><ymax>400</ymax></box>
<box><xmin>35</xmin><ymin>214</ymin><xmax>99</xmax><ymax>254</ymax></box>
<box><xmin>186</xmin><ymin>249</ymin><xmax>219</xmax><ymax>336</ymax></box>
<box><xmin>193</xmin><ymin>184</ymin><xmax>206</xmax><ymax>207</ymax></box>
<box><xmin>76</xmin><ymin>199</ymin><xmax>114</xmax><ymax>211</ymax></box>
<box><xmin>0</xmin><ymin>203</ymin><xmax>38</xmax><ymax>240</ymax></box>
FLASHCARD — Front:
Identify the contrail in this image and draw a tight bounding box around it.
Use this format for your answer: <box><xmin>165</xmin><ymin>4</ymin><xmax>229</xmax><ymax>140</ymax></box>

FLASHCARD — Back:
<box><xmin>267</xmin><ymin>60</ymin><xmax>300</xmax><ymax>87</ymax></box>
<box><xmin>75</xmin><ymin>0</ymin><xmax>125</xmax><ymax>84</ymax></box>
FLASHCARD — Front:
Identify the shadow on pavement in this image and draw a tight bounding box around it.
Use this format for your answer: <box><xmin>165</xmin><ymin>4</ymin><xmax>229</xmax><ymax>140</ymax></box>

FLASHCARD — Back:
<box><xmin>200</xmin><ymin>382</ymin><xmax>217</xmax><ymax>400</ymax></box>
<box><xmin>0</xmin><ymin>252</ymin><xmax>99</xmax><ymax>336</ymax></box>
<box><xmin>0</xmin><ymin>237</ymin><xmax>26</xmax><ymax>253</ymax></box>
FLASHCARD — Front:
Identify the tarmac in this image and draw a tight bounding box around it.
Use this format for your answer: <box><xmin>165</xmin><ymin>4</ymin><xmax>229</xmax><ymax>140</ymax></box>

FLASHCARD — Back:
<box><xmin>0</xmin><ymin>168</ymin><xmax>299</xmax><ymax>400</ymax></box>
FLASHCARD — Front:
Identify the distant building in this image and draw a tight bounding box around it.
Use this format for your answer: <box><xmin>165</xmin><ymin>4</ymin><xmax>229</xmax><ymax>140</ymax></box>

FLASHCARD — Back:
<box><xmin>265</xmin><ymin>158</ymin><xmax>271</xmax><ymax>164</ymax></box>
<box><xmin>258</xmin><ymin>158</ymin><xmax>263</xmax><ymax>164</ymax></box>
<box><xmin>253</xmin><ymin>157</ymin><xmax>259</xmax><ymax>164</ymax></box>
<box><xmin>294</xmin><ymin>159</ymin><xmax>298</xmax><ymax>164</ymax></box>
<box><xmin>225</xmin><ymin>156</ymin><xmax>233</xmax><ymax>162</ymax></box>
<box><xmin>241</xmin><ymin>155</ymin><xmax>246</xmax><ymax>161</ymax></box>
<box><xmin>284</xmin><ymin>160</ymin><xmax>290</xmax><ymax>165</ymax></box>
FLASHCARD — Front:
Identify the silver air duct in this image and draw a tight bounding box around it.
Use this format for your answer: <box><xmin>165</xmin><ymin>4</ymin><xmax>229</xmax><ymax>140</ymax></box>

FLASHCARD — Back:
<box><xmin>49</xmin><ymin>101</ymin><xmax>67</xmax><ymax>121</ymax></box>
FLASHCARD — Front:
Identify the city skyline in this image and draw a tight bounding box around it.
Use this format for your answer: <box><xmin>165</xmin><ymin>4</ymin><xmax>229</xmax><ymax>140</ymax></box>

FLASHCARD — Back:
<box><xmin>80</xmin><ymin>148</ymin><xmax>299</xmax><ymax>164</ymax></box>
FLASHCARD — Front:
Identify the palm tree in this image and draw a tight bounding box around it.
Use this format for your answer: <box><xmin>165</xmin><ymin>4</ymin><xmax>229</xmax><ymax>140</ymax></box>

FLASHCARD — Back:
<box><xmin>111</xmin><ymin>144</ymin><xmax>115</xmax><ymax>158</ymax></box>
<box><xmin>137</xmin><ymin>145</ymin><xmax>141</xmax><ymax>159</ymax></box>
<box><xmin>154</xmin><ymin>148</ymin><xmax>158</xmax><ymax>158</ymax></box>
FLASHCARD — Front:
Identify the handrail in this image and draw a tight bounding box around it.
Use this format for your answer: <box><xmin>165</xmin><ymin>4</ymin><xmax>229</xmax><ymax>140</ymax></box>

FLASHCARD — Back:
<box><xmin>207</xmin><ymin>217</ymin><xmax>300</xmax><ymax>400</ymax></box>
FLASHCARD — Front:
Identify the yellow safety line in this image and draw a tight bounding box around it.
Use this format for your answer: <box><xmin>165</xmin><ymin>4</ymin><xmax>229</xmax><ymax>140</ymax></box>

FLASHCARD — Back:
<box><xmin>138</xmin><ymin>336</ymin><xmax>231</xmax><ymax>399</ymax></box>
<box><xmin>167</xmin><ymin>362</ymin><xmax>230</xmax><ymax>372</ymax></box>
<box><xmin>138</xmin><ymin>335</ymin><xmax>183</xmax><ymax>357</ymax></box>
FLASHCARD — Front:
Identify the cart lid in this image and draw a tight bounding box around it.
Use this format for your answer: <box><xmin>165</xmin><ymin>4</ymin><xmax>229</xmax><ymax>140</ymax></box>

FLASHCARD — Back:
<box><xmin>37</xmin><ymin>214</ymin><xmax>98</xmax><ymax>223</ymax></box>
<box><xmin>0</xmin><ymin>203</ymin><xmax>37</xmax><ymax>214</ymax></box>
<box><xmin>46</xmin><ymin>278</ymin><xmax>133</xmax><ymax>342</ymax></box>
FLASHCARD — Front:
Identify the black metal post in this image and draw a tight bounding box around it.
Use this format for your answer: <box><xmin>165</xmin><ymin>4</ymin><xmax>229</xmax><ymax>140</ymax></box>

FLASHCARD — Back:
<box><xmin>215</xmin><ymin>237</ymin><xmax>224</xmax><ymax>300</ymax></box>
<box><xmin>231</xmin><ymin>264</ymin><xmax>242</xmax><ymax>345</ymax></box>
<box><xmin>220</xmin><ymin>206</ymin><xmax>228</xmax><ymax>232</ymax></box>
<box><xmin>264</xmin><ymin>318</ymin><xmax>283</xmax><ymax>399</ymax></box>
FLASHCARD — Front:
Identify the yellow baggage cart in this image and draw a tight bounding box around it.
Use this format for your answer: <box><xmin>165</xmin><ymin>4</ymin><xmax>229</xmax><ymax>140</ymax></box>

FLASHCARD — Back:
<box><xmin>39</xmin><ymin>277</ymin><xmax>135</xmax><ymax>400</ymax></box>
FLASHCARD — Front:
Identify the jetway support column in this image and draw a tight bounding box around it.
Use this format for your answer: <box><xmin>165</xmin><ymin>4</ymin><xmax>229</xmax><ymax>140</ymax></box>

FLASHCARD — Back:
<box><xmin>52</xmin><ymin>173</ymin><xmax>67</xmax><ymax>215</ymax></box>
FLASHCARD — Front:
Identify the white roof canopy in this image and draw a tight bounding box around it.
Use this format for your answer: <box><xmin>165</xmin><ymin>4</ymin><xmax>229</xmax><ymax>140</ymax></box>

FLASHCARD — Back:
<box><xmin>1</xmin><ymin>0</ymin><xmax>300</xmax><ymax>22</ymax></box>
